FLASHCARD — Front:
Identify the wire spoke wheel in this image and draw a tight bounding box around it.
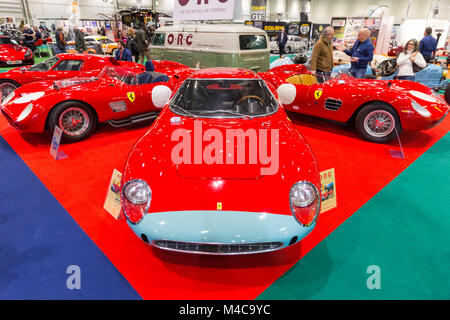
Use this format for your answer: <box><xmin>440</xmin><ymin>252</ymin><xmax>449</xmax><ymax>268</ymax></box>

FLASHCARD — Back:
<box><xmin>363</xmin><ymin>110</ymin><xmax>395</xmax><ymax>138</ymax></box>
<box><xmin>58</xmin><ymin>107</ymin><xmax>90</xmax><ymax>136</ymax></box>
<box><xmin>0</xmin><ymin>83</ymin><xmax>18</xmax><ymax>102</ymax></box>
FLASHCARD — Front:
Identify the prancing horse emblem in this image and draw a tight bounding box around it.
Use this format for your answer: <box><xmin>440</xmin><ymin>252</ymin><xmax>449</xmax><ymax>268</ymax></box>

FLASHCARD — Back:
<box><xmin>127</xmin><ymin>92</ymin><xmax>135</xmax><ymax>103</ymax></box>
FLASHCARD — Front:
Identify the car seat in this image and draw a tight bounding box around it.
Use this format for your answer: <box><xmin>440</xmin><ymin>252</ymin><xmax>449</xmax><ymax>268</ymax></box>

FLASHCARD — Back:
<box><xmin>145</xmin><ymin>60</ymin><xmax>155</xmax><ymax>72</ymax></box>
<box><xmin>286</xmin><ymin>74</ymin><xmax>318</xmax><ymax>85</ymax></box>
<box><xmin>137</xmin><ymin>72</ymin><xmax>153</xmax><ymax>84</ymax></box>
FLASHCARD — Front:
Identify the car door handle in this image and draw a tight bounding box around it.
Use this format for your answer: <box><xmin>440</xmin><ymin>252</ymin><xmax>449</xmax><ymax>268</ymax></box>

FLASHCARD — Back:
<box><xmin>107</xmin><ymin>83</ymin><xmax>115</xmax><ymax>86</ymax></box>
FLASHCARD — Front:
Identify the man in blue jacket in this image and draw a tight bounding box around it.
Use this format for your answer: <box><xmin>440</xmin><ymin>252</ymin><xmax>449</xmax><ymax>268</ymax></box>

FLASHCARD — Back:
<box><xmin>419</xmin><ymin>27</ymin><xmax>437</xmax><ymax>63</ymax></box>
<box><xmin>114</xmin><ymin>40</ymin><xmax>132</xmax><ymax>62</ymax></box>
<box><xmin>343</xmin><ymin>28</ymin><xmax>374</xmax><ymax>79</ymax></box>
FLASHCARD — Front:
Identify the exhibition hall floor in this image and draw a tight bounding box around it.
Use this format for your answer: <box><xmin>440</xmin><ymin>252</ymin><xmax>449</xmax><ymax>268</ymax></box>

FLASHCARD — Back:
<box><xmin>0</xmin><ymin>64</ymin><xmax>449</xmax><ymax>299</ymax></box>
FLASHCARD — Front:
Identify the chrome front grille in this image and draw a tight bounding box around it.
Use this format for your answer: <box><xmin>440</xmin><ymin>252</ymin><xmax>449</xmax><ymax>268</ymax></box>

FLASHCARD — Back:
<box><xmin>152</xmin><ymin>240</ymin><xmax>284</xmax><ymax>255</ymax></box>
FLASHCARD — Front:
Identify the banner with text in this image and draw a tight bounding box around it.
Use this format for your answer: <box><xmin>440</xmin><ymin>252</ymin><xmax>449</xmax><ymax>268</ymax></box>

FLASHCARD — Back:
<box><xmin>174</xmin><ymin>0</ymin><xmax>236</xmax><ymax>21</ymax></box>
<box><xmin>250</xmin><ymin>0</ymin><xmax>267</xmax><ymax>21</ymax></box>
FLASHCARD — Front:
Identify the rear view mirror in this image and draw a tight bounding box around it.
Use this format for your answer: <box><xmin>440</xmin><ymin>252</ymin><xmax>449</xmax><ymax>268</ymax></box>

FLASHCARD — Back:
<box><xmin>152</xmin><ymin>85</ymin><xmax>172</xmax><ymax>108</ymax></box>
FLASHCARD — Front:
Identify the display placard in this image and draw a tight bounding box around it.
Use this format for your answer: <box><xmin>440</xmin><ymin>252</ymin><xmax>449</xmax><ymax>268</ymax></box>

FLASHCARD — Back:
<box><xmin>103</xmin><ymin>169</ymin><xmax>123</xmax><ymax>220</ymax></box>
<box><xmin>320</xmin><ymin>168</ymin><xmax>337</xmax><ymax>213</ymax></box>
<box><xmin>250</xmin><ymin>0</ymin><xmax>267</xmax><ymax>21</ymax></box>
<box><xmin>262</xmin><ymin>21</ymin><xmax>287</xmax><ymax>37</ymax></box>
<box><xmin>49</xmin><ymin>126</ymin><xmax>67</xmax><ymax>160</ymax></box>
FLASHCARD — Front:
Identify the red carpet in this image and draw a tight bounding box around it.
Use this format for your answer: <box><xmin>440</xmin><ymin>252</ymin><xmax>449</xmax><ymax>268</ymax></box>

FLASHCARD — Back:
<box><xmin>1</xmin><ymin>108</ymin><xmax>449</xmax><ymax>299</ymax></box>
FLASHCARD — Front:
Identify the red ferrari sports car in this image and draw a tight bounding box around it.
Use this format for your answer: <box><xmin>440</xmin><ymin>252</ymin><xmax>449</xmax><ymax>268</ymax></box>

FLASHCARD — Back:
<box><xmin>0</xmin><ymin>53</ymin><xmax>144</xmax><ymax>103</ymax></box>
<box><xmin>0</xmin><ymin>36</ymin><xmax>34</xmax><ymax>67</ymax></box>
<box><xmin>1</xmin><ymin>62</ymin><xmax>193</xmax><ymax>142</ymax></box>
<box><xmin>121</xmin><ymin>68</ymin><xmax>321</xmax><ymax>254</ymax></box>
<box><xmin>259</xmin><ymin>64</ymin><xmax>449</xmax><ymax>143</ymax></box>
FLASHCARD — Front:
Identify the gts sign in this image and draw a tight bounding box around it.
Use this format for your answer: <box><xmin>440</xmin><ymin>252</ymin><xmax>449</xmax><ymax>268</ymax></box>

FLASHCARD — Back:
<box><xmin>178</xmin><ymin>0</ymin><xmax>228</xmax><ymax>5</ymax></box>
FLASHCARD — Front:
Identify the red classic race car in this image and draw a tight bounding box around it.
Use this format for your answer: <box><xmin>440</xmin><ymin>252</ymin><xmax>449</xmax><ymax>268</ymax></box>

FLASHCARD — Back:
<box><xmin>0</xmin><ymin>36</ymin><xmax>34</xmax><ymax>68</ymax></box>
<box><xmin>121</xmin><ymin>68</ymin><xmax>321</xmax><ymax>255</ymax></box>
<box><xmin>1</xmin><ymin>63</ymin><xmax>193</xmax><ymax>142</ymax></box>
<box><xmin>259</xmin><ymin>64</ymin><xmax>450</xmax><ymax>143</ymax></box>
<box><xmin>0</xmin><ymin>53</ymin><xmax>144</xmax><ymax>103</ymax></box>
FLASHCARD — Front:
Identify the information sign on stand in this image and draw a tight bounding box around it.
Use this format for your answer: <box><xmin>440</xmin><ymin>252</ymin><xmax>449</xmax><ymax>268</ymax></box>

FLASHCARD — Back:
<box><xmin>320</xmin><ymin>168</ymin><xmax>337</xmax><ymax>213</ymax></box>
<box><xmin>103</xmin><ymin>169</ymin><xmax>123</xmax><ymax>220</ymax></box>
<box><xmin>49</xmin><ymin>126</ymin><xmax>68</xmax><ymax>160</ymax></box>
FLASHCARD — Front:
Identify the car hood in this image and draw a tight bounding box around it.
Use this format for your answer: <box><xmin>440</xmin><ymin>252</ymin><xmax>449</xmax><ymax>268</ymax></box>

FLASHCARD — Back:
<box><xmin>123</xmin><ymin>108</ymin><xmax>320</xmax><ymax>214</ymax></box>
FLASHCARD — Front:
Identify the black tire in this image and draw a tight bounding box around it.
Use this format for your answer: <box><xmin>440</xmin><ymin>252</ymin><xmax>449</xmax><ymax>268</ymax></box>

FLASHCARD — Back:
<box><xmin>286</xmin><ymin>46</ymin><xmax>291</xmax><ymax>54</ymax></box>
<box><xmin>0</xmin><ymin>79</ymin><xmax>20</xmax><ymax>103</ymax></box>
<box><xmin>444</xmin><ymin>82</ymin><xmax>450</xmax><ymax>105</ymax></box>
<box><xmin>355</xmin><ymin>102</ymin><xmax>401</xmax><ymax>143</ymax></box>
<box><xmin>48</xmin><ymin>101</ymin><xmax>97</xmax><ymax>143</ymax></box>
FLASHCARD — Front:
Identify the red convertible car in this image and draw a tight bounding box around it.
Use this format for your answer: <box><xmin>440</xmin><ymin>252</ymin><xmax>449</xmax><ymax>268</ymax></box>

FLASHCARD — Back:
<box><xmin>259</xmin><ymin>64</ymin><xmax>450</xmax><ymax>143</ymax></box>
<box><xmin>0</xmin><ymin>53</ymin><xmax>144</xmax><ymax>103</ymax></box>
<box><xmin>121</xmin><ymin>68</ymin><xmax>321</xmax><ymax>254</ymax></box>
<box><xmin>1</xmin><ymin>63</ymin><xmax>193</xmax><ymax>142</ymax></box>
<box><xmin>0</xmin><ymin>36</ymin><xmax>34</xmax><ymax>67</ymax></box>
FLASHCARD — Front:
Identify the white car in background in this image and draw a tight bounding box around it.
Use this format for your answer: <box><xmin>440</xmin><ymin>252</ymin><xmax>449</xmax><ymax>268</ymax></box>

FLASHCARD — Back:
<box><xmin>270</xmin><ymin>35</ymin><xmax>307</xmax><ymax>54</ymax></box>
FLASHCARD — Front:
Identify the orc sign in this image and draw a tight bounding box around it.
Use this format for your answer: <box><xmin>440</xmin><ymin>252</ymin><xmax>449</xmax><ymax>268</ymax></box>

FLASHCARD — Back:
<box><xmin>167</xmin><ymin>34</ymin><xmax>193</xmax><ymax>46</ymax></box>
<box><xmin>178</xmin><ymin>0</ymin><xmax>229</xmax><ymax>5</ymax></box>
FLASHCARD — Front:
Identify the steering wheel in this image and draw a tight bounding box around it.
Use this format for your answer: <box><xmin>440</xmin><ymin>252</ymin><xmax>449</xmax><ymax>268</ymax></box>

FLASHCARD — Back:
<box><xmin>107</xmin><ymin>68</ymin><xmax>120</xmax><ymax>80</ymax></box>
<box><xmin>235</xmin><ymin>95</ymin><xmax>265</xmax><ymax>108</ymax></box>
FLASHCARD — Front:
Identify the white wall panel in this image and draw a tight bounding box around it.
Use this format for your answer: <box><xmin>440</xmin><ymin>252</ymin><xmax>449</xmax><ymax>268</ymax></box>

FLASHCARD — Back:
<box><xmin>0</xmin><ymin>0</ymin><xmax>26</xmax><ymax>20</ymax></box>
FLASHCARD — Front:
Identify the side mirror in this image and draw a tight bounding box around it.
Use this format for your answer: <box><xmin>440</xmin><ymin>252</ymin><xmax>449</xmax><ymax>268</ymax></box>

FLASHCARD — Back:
<box><xmin>152</xmin><ymin>85</ymin><xmax>172</xmax><ymax>108</ymax></box>
<box><xmin>277</xmin><ymin>84</ymin><xmax>297</xmax><ymax>105</ymax></box>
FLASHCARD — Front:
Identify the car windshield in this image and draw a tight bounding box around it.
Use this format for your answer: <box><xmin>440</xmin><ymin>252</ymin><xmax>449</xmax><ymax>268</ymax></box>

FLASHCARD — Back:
<box><xmin>97</xmin><ymin>66</ymin><xmax>137</xmax><ymax>84</ymax></box>
<box><xmin>0</xmin><ymin>37</ymin><xmax>17</xmax><ymax>45</ymax></box>
<box><xmin>170</xmin><ymin>79</ymin><xmax>278</xmax><ymax>118</ymax></box>
<box><xmin>28</xmin><ymin>56</ymin><xmax>59</xmax><ymax>71</ymax></box>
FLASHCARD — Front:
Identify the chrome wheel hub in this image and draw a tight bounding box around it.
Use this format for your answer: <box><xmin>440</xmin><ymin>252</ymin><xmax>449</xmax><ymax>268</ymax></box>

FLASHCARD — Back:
<box><xmin>0</xmin><ymin>83</ymin><xmax>17</xmax><ymax>102</ymax></box>
<box><xmin>363</xmin><ymin>110</ymin><xmax>395</xmax><ymax>137</ymax></box>
<box><xmin>59</xmin><ymin>107</ymin><xmax>89</xmax><ymax>136</ymax></box>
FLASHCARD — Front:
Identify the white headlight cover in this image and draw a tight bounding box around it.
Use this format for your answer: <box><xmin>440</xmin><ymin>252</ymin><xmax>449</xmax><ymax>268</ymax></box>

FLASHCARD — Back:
<box><xmin>16</xmin><ymin>103</ymin><xmax>33</xmax><ymax>122</ymax></box>
<box><xmin>411</xmin><ymin>99</ymin><xmax>431</xmax><ymax>118</ymax></box>
<box><xmin>1</xmin><ymin>91</ymin><xmax>15</xmax><ymax>106</ymax></box>
<box><xmin>13</xmin><ymin>92</ymin><xmax>45</xmax><ymax>104</ymax></box>
<box><xmin>409</xmin><ymin>90</ymin><xmax>436</xmax><ymax>103</ymax></box>
<box><xmin>124</xmin><ymin>179</ymin><xmax>151</xmax><ymax>205</ymax></box>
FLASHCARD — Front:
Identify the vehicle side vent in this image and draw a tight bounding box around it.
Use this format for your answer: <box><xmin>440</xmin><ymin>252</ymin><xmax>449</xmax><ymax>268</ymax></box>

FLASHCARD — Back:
<box><xmin>324</xmin><ymin>98</ymin><xmax>343</xmax><ymax>111</ymax></box>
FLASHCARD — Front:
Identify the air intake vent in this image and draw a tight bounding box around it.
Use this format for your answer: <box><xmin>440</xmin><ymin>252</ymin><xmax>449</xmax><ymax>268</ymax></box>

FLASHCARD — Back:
<box><xmin>324</xmin><ymin>98</ymin><xmax>343</xmax><ymax>111</ymax></box>
<box><xmin>153</xmin><ymin>240</ymin><xmax>283</xmax><ymax>255</ymax></box>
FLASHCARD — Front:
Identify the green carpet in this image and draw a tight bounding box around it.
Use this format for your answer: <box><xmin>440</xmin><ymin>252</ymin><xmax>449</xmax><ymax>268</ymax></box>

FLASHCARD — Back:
<box><xmin>258</xmin><ymin>133</ymin><xmax>450</xmax><ymax>300</ymax></box>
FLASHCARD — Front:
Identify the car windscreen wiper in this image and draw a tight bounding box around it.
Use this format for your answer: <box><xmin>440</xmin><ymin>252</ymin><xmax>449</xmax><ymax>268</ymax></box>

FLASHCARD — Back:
<box><xmin>169</xmin><ymin>104</ymin><xmax>198</xmax><ymax>118</ymax></box>
<box><xmin>194</xmin><ymin>109</ymin><xmax>253</xmax><ymax>120</ymax></box>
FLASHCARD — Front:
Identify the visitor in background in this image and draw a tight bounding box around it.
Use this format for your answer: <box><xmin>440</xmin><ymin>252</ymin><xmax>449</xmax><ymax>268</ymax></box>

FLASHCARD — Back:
<box><xmin>277</xmin><ymin>28</ymin><xmax>288</xmax><ymax>57</ymax></box>
<box><xmin>396</xmin><ymin>39</ymin><xmax>426</xmax><ymax>81</ymax></box>
<box><xmin>126</xmin><ymin>28</ymin><xmax>139</xmax><ymax>63</ymax></box>
<box><xmin>74</xmin><ymin>25</ymin><xmax>86</xmax><ymax>53</ymax></box>
<box><xmin>55</xmin><ymin>26</ymin><xmax>67</xmax><ymax>53</ymax></box>
<box><xmin>22</xmin><ymin>24</ymin><xmax>36</xmax><ymax>51</ymax></box>
<box><xmin>419</xmin><ymin>27</ymin><xmax>437</xmax><ymax>63</ymax></box>
<box><xmin>33</xmin><ymin>26</ymin><xmax>42</xmax><ymax>42</ymax></box>
<box><xmin>343</xmin><ymin>28</ymin><xmax>374</xmax><ymax>79</ymax></box>
<box><xmin>114</xmin><ymin>40</ymin><xmax>132</xmax><ymax>62</ymax></box>
<box><xmin>135</xmin><ymin>23</ymin><xmax>150</xmax><ymax>64</ymax></box>
<box><xmin>310</xmin><ymin>26</ymin><xmax>334</xmax><ymax>80</ymax></box>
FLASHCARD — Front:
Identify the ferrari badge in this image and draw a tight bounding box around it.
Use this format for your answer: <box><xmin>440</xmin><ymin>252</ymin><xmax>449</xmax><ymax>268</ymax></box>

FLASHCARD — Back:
<box><xmin>127</xmin><ymin>92</ymin><xmax>135</xmax><ymax>103</ymax></box>
<box><xmin>314</xmin><ymin>90</ymin><xmax>323</xmax><ymax>100</ymax></box>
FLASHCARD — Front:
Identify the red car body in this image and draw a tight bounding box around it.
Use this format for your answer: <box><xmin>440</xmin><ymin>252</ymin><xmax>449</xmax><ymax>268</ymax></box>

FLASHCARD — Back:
<box><xmin>0</xmin><ymin>36</ymin><xmax>34</xmax><ymax>67</ymax></box>
<box><xmin>120</xmin><ymin>68</ymin><xmax>321</xmax><ymax>254</ymax></box>
<box><xmin>259</xmin><ymin>64</ymin><xmax>450</xmax><ymax>143</ymax></box>
<box><xmin>0</xmin><ymin>53</ymin><xmax>143</xmax><ymax>88</ymax></box>
<box><xmin>1</xmin><ymin>61</ymin><xmax>193</xmax><ymax>141</ymax></box>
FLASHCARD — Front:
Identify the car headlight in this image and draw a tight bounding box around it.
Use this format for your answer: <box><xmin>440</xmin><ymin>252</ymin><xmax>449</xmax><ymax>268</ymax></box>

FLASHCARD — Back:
<box><xmin>1</xmin><ymin>91</ymin><xmax>15</xmax><ymax>106</ymax></box>
<box><xmin>409</xmin><ymin>90</ymin><xmax>436</xmax><ymax>103</ymax></box>
<box><xmin>16</xmin><ymin>103</ymin><xmax>33</xmax><ymax>122</ymax></box>
<box><xmin>13</xmin><ymin>91</ymin><xmax>45</xmax><ymax>104</ymax></box>
<box><xmin>289</xmin><ymin>181</ymin><xmax>320</xmax><ymax>227</ymax></box>
<box><xmin>121</xmin><ymin>179</ymin><xmax>151</xmax><ymax>224</ymax></box>
<box><xmin>411</xmin><ymin>99</ymin><xmax>431</xmax><ymax>118</ymax></box>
